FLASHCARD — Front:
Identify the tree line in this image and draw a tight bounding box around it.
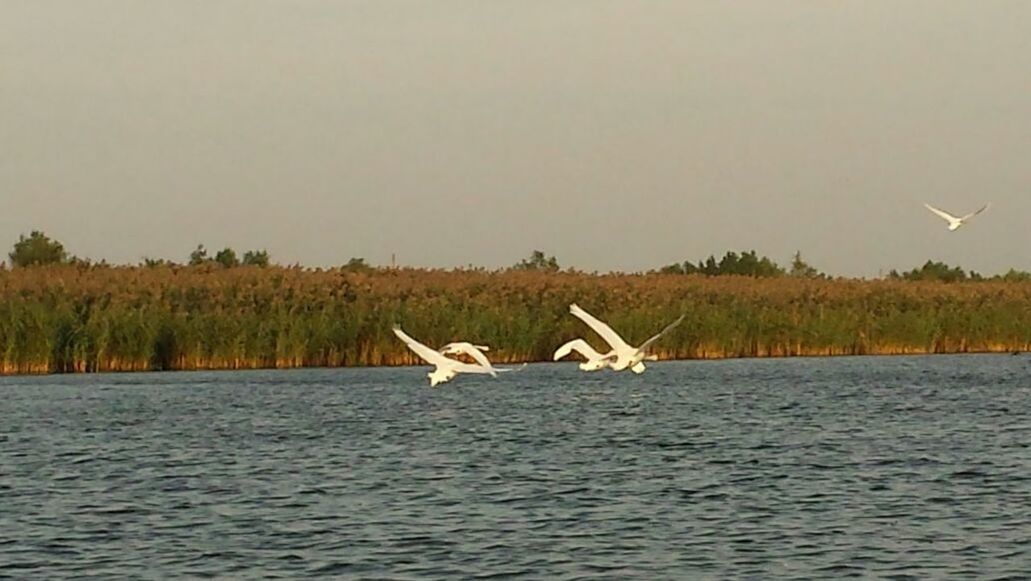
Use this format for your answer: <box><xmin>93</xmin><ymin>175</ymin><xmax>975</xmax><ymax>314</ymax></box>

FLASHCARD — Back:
<box><xmin>7</xmin><ymin>231</ymin><xmax>1031</xmax><ymax>282</ymax></box>
<box><xmin>6</xmin><ymin>231</ymin><xmax>275</xmax><ymax>270</ymax></box>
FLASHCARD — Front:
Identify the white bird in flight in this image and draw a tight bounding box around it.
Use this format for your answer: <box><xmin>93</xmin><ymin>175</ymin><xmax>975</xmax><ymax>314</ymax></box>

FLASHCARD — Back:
<box><xmin>568</xmin><ymin>303</ymin><xmax>685</xmax><ymax>374</ymax></box>
<box><xmin>393</xmin><ymin>326</ymin><xmax>498</xmax><ymax>386</ymax></box>
<box><xmin>438</xmin><ymin>342</ymin><xmax>494</xmax><ymax>369</ymax></box>
<box><xmin>441</xmin><ymin>342</ymin><xmax>527</xmax><ymax>374</ymax></box>
<box><xmin>924</xmin><ymin>202</ymin><xmax>991</xmax><ymax>231</ymax></box>
<box><xmin>553</xmin><ymin>338</ymin><xmax>616</xmax><ymax>371</ymax></box>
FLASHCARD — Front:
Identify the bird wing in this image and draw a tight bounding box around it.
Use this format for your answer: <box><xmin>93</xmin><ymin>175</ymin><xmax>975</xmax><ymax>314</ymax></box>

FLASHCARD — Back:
<box><xmin>553</xmin><ymin>338</ymin><xmax>605</xmax><ymax>361</ymax></box>
<box><xmin>439</xmin><ymin>342</ymin><xmax>494</xmax><ymax>369</ymax></box>
<box><xmin>441</xmin><ymin>343</ymin><xmax>490</xmax><ymax>352</ymax></box>
<box><xmin>495</xmin><ymin>363</ymin><xmax>528</xmax><ymax>373</ymax></box>
<box><xmin>569</xmin><ymin>303</ymin><xmax>632</xmax><ymax>351</ymax></box>
<box><xmin>393</xmin><ymin>326</ymin><xmax>451</xmax><ymax>366</ymax></box>
<box><xmin>960</xmin><ymin>203</ymin><xmax>990</xmax><ymax>221</ymax></box>
<box><xmin>638</xmin><ymin>314</ymin><xmax>686</xmax><ymax>353</ymax></box>
<box><xmin>924</xmin><ymin>203</ymin><xmax>960</xmax><ymax>223</ymax></box>
<box><xmin>452</xmin><ymin>361</ymin><xmax>498</xmax><ymax>376</ymax></box>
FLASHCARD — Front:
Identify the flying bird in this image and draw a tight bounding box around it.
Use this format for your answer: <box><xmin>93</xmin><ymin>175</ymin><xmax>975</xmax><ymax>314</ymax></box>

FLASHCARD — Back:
<box><xmin>924</xmin><ymin>202</ymin><xmax>990</xmax><ymax>231</ymax></box>
<box><xmin>393</xmin><ymin>326</ymin><xmax>498</xmax><ymax>386</ymax></box>
<box><xmin>568</xmin><ymin>303</ymin><xmax>684</xmax><ymax>374</ymax></box>
<box><xmin>439</xmin><ymin>342</ymin><xmax>494</xmax><ymax>370</ymax></box>
<box><xmin>553</xmin><ymin>338</ymin><xmax>616</xmax><ymax>371</ymax></box>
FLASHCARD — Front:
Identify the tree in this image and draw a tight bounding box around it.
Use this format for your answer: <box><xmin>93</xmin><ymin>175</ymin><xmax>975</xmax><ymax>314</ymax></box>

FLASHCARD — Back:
<box><xmin>700</xmin><ymin>255</ymin><xmax>719</xmax><ymax>276</ymax></box>
<box><xmin>737</xmin><ymin>250</ymin><xmax>784</xmax><ymax>277</ymax></box>
<box><xmin>189</xmin><ymin>245</ymin><xmax>209</xmax><ymax>266</ymax></box>
<box><xmin>694</xmin><ymin>250</ymin><xmax>784</xmax><ymax>277</ymax></box>
<box><xmin>342</xmin><ymin>257</ymin><xmax>372</xmax><ymax>272</ymax></box>
<box><xmin>717</xmin><ymin>251</ymin><xmax>742</xmax><ymax>275</ymax></box>
<box><xmin>657</xmin><ymin>261</ymin><xmax>700</xmax><ymax>275</ymax></box>
<box><xmin>242</xmin><ymin>250</ymin><xmax>270</xmax><ymax>267</ymax></box>
<box><xmin>141</xmin><ymin>257</ymin><xmax>176</xmax><ymax>268</ymax></box>
<box><xmin>214</xmin><ymin>248</ymin><xmax>240</xmax><ymax>268</ymax></box>
<box><xmin>790</xmin><ymin>251</ymin><xmax>822</xmax><ymax>278</ymax></box>
<box><xmin>8</xmin><ymin>231</ymin><xmax>68</xmax><ymax>267</ymax></box>
<box><xmin>514</xmin><ymin>250</ymin><xmax>560</xmax><ymax>272</ymax></box>
<box><xmin>997</xmin><ymin>269</ymin><xmax>1031</xmax><ymax>282</ymax></box>
<box><xmin>899</xmin><ymin>260</ymin><xmax>968</xmax><ymax>283</ymax></box>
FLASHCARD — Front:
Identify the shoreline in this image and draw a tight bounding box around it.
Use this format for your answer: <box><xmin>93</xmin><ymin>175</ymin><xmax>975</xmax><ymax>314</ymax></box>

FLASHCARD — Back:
<box><xmin>1</xmin><ymin>346</ymin><xmax>1023</xmax><ymax>378</ymax></box>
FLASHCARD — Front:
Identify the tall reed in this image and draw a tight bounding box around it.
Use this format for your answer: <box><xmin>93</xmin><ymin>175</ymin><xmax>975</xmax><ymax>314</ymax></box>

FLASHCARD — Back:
<box><xmin>1</xmin><ymin>265</ymin><xmax>1029</xmax><ymax>374</ymax></box>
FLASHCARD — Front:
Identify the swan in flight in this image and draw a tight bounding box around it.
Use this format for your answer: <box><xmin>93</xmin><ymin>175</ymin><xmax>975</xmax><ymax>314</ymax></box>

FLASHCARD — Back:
<box><xmin>393</xmin><ymin>326</ymin><xmax>497</xmax><ymax>386</ymax></box>
<box><xmin>553</xmin><ymin>338</ymin><xmax>616</xmax><ymax>371</ymax></box>
<box><xmin>439</xmin><ymin>342</ymin><xmax>493</xmax><ymax>369</ymax></box>
<box><xmin>440</xmin><ymin>342</ymin><xmax>528</xmax><ymax>374</ymax></box>
<box><xmin>568</xmin><ymin>303</ymin><xmax>685</xmax><ymax>374</ymax></box>
<box><xmin>924</xmin><ymin>202</ymin><xmax>990</xmax><ymax>231</ymax></box>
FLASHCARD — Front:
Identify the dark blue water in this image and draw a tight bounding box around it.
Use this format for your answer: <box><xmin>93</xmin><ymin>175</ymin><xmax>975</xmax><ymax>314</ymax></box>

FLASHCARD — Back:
<box><xmin>2</xmin><ymin>355</ymin><xmax>1030</xmax><ymax>579</ymax></box>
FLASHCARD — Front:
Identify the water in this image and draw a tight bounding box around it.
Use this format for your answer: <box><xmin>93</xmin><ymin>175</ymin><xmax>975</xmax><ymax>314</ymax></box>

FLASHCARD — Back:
<box><xmin>1</xmin><ymin>355</ymin><xmax>1029</xmax><ymax>579</ymax></box>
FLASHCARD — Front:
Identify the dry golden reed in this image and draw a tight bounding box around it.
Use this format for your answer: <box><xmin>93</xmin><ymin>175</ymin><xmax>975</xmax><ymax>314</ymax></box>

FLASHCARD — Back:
<box><xmin>1</xmin><ymin>265</ymin><xmax>1029</xmax><ymax>375</ymax></box>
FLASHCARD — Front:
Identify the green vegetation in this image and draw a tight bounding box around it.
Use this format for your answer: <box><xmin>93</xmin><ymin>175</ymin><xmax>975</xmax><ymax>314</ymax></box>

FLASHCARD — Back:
<box><xmin>514</xmin><ymin>250</ymin><xmax>560</xmax><ymax>272</ymax></box>
<box><xmin>887</xmin><ymin>261</ymin><xmax>1031</xmax><ymax>283</ymax></box>
<box><xmin>9</xmin><ymin>231</ymin><xmax>69</xmax><ymax>267</ymax></box>
<box><xmin>214</xmin><ymin>248</ymin><xmax>239</xmax><ymax>268</ymax></box>
<box><xmin>187</xmin><ymin>244</ymin><xmax>269</xmax><ymax>268</ymax></box>
<box><xmin>242</xmin><ymin>250</ymin><xmax>270</xmax><ymax>268</ymax></box>
<box><xmin>1</xmin><ymin>264</ymin><xmax>1030</xmax><ymax>375</ymax></box>
<box><xmin>188</xmin><ymin>244</ymin><xmax>209</xmax><ymax>266</ymax></box>
<box><xmin>1</xmin><ymin>232</ymin><xmax>1029</xmax><ymax>375</ymax></box>
<box><xmin>789</xmin><ymin>251</ymin><xmax>824</xmax><ymax>279</ymax></box>
<box><xmin>889</xmin><ymin>261</ymin><xmax>970</xmax><ymax>283</ymax></box>
<box><xmin>659</xmin><ymin>250</ymin><xmax>789</xmax><ymax>278</ymax></box>
<box><xmin>342</xmin><ymin>257</ymin><xmax>373</xmax><ymax>273</ymax></box>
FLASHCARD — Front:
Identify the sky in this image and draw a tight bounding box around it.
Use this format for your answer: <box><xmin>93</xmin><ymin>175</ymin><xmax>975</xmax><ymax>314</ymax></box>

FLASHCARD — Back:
<box><xmin>2</xmin><ymin>1</ymin><xmax>1030</xmax><ymax>277</ymax></box>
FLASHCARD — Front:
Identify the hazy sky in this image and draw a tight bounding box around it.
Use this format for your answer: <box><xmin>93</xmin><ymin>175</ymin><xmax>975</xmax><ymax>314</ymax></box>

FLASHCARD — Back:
<box><xmin>3</xmin><ymin>1</ymin><xmax>1029</xmax><ymax>276</ymax></box>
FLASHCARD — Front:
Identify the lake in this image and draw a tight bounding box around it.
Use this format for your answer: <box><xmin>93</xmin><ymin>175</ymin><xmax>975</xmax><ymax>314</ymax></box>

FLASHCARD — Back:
<box><xmin>2</xmin><ymin>355</ymin><xmax>1029</xmax><ymax>578</ymax></box>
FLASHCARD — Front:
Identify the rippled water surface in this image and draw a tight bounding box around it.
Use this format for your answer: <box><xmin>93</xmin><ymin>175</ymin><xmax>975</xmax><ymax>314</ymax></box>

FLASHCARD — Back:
<box><xmin>2</xmin><ymin>355</ymin><xmax>1030</xmax><ymax>578</ymax></box>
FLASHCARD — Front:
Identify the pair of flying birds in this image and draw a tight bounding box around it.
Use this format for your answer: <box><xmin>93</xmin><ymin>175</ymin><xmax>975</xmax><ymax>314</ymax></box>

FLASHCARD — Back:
<box><xmin>393</xmin><ymin>303</ymin><xmax>685</xmax><ymax>386</ymax></box>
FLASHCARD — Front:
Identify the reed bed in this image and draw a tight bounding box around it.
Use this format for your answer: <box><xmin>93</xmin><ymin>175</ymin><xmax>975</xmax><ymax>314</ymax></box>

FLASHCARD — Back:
<box><xmin>1</xmin><ymin>265</ymin><xmax>1030</xmax><ymax>375</ymax></box>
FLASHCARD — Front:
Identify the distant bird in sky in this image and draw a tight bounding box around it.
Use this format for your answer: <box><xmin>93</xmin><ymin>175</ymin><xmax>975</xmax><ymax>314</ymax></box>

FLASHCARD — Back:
<box><xmin>393</xmin><ymin>326</ymin><xmax>498</xmax><ymax>386</ymax></box>
<box><xmin>568</xmin><ymin>303</ymin><xmax>685</xmax><ymax>374</ymax></box>
<box><xmin>924</xmin><ymin>202</ymin><xmax>991</xmax><ymax>231</ymax></box>
<box><xmin>553</xmin><ymin>338</ymin><xmax>616</xmax><ymax>371</ymax></box>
